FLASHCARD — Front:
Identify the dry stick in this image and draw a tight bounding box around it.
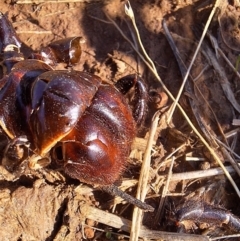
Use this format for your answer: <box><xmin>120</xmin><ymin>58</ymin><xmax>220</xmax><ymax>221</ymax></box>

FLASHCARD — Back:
<box><xmin>80</xmin><ymin>204</ymin><xmax>209</xmax><ymax>241</ymax></box>
<box><xmin>130</xmin><ymin>111</ymin><xmax>161</xmax><ymax>241</ymax></box>
<box><xmin>230</xmin><ymin>132</ymin><xmax>238</xmax><ymax>154</ymax></box>
<box><xmin>220</xmin><ymin>147</ymin><xmax>240</xmax><ymax>177</ymax></box>
<box><xmin>129</xmin><ymin>165</ymin><xmax>238</xmax><ymax>184</ymax></box>
<box><xmin>16</xmin><ymin>30</ymin><xmax>52</xmax><ymax>34</ymax></box>
<box><xmin>211</xmin><ymin>233</ymin><xmax>240</xmax><ymax>241</ymax></box>
<box><xmin>225</xmin><ymin>128</ymin><xmax>240</xmax><ymax>139</ymax></box>
<box><xmin>168</xmin><ymin>165</ymin><xmax>237</xmax><ymax>182</ymax></box>
<box><xmin>102</xmin><ymin>184</ymin><xmax>153</xmax><ymax>212</ymax></box>
<box><xmin>163</xmin><ymin>29</ymin><xmax>218</xmax><ymax>147</ymax></box>
<box><xmin>215</xmin><ymin>138</ymin><xmax>240</xmax><ymax>159</ymax></box>
<box><xmin>105</xmin><ymin>4</ymin><xmax>240</xmax><ymax>198</ymax></box>
<box><xmin>233</xmin><ymin>119</ymin><xmax>240</xmax><ymax>126</ymax></box>
<box><xmin>166</xmin><ymin>0</ymin><xmax>224</xmax><ymax>124</ymax></box>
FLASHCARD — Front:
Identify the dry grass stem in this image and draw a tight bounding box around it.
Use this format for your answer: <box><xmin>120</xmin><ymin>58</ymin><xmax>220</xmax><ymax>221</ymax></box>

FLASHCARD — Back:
<box><xmin>168</xmin><ymin>165</ymin><xmax>238</xmax><ymax>181</ymax></box>
<box><xmin>230</xmin><ymin>133</ymin><xmax>238</xmax><ymax>152</ymax></box>
<box><xmin>130</xmin><ymin>111</ymin><xmax>161</xmax><ymax>241</ymax></box>
<box><xmin>210</xmin><ymin>233</ymin><xmax>240</xmax><ymax>241</ymax></box>
<box><xmin>225</xmin><ymin>128</ymin><xmax>240</xmax><ymax>138</ymax></box>
<box><xmin>232</xmin><ymin>119</ymin><xmax>240</xmax><ymax>126</ymax></box>
<box><xmin>125</xmin><ymin>2</ymin><xmax>157</xmax><ymax>73</ymax></box>
<box><xmin>220</xmin><ymin>147</ymin><xmax>240</xmax><ymax>177</ymax></box>
<box><xmin>215</xmin><ymin>138</ymin><xmax>240</xmax><ymax>159</ymax></box>
<box><xmin>185</xmin><ymin>156</ymin><xmax>205</xmax><ymax>161</ymax></box>
<box><xmin>16</xmin><ymin>30</ymin><xmax>52</xmax><ymax>34</ymax></box>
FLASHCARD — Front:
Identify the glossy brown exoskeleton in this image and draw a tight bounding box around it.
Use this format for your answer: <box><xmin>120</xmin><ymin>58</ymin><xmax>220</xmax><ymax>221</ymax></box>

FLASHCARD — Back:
<box><xmin>0</xmin><ymin>12</ymin><xmax>152</xmax><ymax>211</ymax></box>
<box><xmin>174</xmin><ymin>200</ymin><xmax>240</xmax><ymax>233</ymax></box>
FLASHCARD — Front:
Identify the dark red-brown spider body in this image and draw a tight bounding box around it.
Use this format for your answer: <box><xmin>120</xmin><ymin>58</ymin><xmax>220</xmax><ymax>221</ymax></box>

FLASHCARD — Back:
<box><xmin>0</xmin><ymin>11</ymin><xmax>155</xmax><ymax>212</ymax></box>
<box><xmin>0</xmin><ymin>12</ymin><xmax>147</xmax><ymax>188</ymax></box>
<box><xmin>62</xmin><ymin>83</ymin><xmax>136</xmax><ymax>185</ymax></box>
<box><xmin>0</xmin><ymin>58</ymin><xmax>138</xmax><ymax>186</ymax></box>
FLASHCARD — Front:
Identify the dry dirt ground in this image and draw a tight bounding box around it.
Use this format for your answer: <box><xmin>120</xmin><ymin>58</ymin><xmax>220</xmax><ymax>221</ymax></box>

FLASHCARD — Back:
<box><xmin>0</xmin><ymin>0</ymin><xmax>240</xmax><ymax>240</ymax></box>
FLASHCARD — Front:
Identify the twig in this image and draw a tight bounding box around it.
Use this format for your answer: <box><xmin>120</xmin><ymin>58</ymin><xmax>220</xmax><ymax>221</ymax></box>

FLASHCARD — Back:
<box><xmin>125</xmin><ymin>165</ymin><xmax>238</xmax><ymax>187</ymax></box>
<box><xmin>225</xmin><ymin>128</ymin><xmax>240</xmax><ymax>138</ymax></box>
<box><xmin>102</xmin><ymin>184</ymin><xmax>153</xmax><ymax>212</ymax></box>
<box><xmin>16</xmin><ymin>30</ymin><xmax>52</xmax><ymax>34</ymax></box>
<box><xmin>130</xmin><ymin>111</ymin><xmax>161</xmax><ymax>241</ymax></box>
<box><xmin>167</xmin><ymin>165</ymin><xmax>237</xmax><ymax>182</ymax></box>
<box><xmin>210</xmin><ymin>233</ymin><xmax>240</xmax><ymax>240</ymax></box>
<box><xmin>232</xmin><ymin>119</ymin><xmax>240</xmax><ymax>126</ymax></box>
<box><xmin>220</xmin><ymin>147</ymin><xmax>240</xmax><ymax>177</ymax></box>
<box><xmin>215</xmin><ymin>138</ymin><xmax>240</xmax><ymax>159</ymax></box>
<box><xmin>185</xmin><ymin>156</ymin><xmax>206</xmax><ymax>161</ymax></box>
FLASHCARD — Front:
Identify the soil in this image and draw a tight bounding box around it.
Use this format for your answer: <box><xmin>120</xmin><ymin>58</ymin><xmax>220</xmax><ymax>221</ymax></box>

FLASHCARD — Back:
<box><xmin>0</xmin><ymin>0</ymin><xmax>240</xmax><ymax>240</ymax></box>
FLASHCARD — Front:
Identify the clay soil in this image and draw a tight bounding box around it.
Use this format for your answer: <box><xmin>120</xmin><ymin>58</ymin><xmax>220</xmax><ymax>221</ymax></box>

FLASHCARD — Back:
<box><xmin>0</xmin><ymin>0</ymin><xmax>240</xmax><ymax>240</ymax></box>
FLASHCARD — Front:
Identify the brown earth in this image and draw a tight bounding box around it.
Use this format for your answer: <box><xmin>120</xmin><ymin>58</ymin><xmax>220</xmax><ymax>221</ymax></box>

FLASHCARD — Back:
<box><xmin>0</xmin><ymin>0</ymin><xmax>240</xmax><ymax>240</ymax></box>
